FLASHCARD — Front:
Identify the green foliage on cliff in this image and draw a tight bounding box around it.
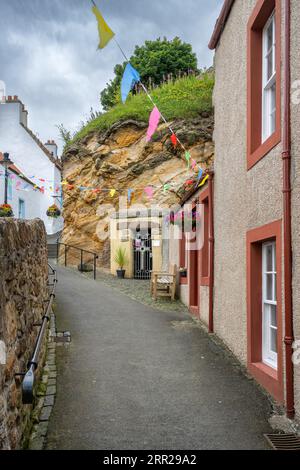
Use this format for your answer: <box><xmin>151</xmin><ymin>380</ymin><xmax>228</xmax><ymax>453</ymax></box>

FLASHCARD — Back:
<box><xmin>71</xmin><ymin>72</ymin><xmax>214</xmax><ymax>144</ymax></box>
<box><xmin>101</xmin><ymin>37</ymin><xmax>198</xmax><ymax>110</ymax></box>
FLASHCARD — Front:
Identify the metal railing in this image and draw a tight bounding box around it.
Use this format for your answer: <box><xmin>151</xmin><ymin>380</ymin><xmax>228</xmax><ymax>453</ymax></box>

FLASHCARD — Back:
<box><xmin>57</xmin><ymin>242</ymin><xmax>98</xmax><ymax>280</ymax></box>
<box><xmin>17</xmin><ymin>263</ymin><xmax>57</xmax><ymax>404</ymax></box>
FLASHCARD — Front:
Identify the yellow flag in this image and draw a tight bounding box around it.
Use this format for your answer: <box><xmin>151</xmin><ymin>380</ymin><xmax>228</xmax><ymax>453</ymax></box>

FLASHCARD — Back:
<box><xmin>198</xmin><ymin>174</ymin><xmax>209</xmax><ymax>187</ymax></box>
<box><xmin>110</xmin><ymin>189</ymin><xmax>116</xmax><ymax>197</ymax></box>
<box><xmin>92</xmin><ymin>5</ymin><xmax>115</xmax><ymax>50</ymax></box>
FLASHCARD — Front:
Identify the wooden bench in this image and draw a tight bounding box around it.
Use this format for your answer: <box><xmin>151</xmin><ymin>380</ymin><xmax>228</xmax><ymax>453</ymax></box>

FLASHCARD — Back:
<box><xmin>150</xmin><ymin>264</ymin><xmax>177</xmax><ymax>301</ymax></box>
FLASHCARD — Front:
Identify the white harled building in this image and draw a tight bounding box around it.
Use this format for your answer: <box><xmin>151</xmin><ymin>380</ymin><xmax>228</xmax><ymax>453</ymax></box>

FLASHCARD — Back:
<box><xmin>0</xmin><ymin>94</ymin><xmax>63</xmax><ymax>237</ymax></box>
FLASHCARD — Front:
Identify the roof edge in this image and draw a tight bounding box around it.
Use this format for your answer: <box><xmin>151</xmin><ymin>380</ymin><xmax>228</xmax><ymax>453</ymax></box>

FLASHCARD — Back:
<box><xmin>208</xmin><ymin>0</ymin><xmax>235</xmax><ymax>50</ymax></box>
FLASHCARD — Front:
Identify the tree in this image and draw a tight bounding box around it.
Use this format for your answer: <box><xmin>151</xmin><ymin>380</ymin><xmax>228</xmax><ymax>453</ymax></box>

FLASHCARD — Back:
<box><xmin>100</xmin><ymin>37</ymin><xmax>198</xmax><ymax>110</ymax></box>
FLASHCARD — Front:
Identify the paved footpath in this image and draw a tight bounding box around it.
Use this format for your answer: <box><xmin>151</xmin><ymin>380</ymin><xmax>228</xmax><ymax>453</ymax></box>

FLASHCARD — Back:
<box><xmin>45</xmin><ymin>265</ymin><xmax>272</xmax><ymax>450</ymax></box>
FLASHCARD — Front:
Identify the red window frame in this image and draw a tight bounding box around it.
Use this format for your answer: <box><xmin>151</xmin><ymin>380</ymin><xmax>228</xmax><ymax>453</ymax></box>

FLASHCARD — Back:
<box><xmin>246</xmin><ymin>220</ymin><xmax>284</xmax><ymax>403</ymax></box>
<box><xmin>199</xmin><ymin>188</ymin><xmax>209</xmax><ymax>286</ymax></box>
<box><xmin>247</xmin><ymin>0</ymin><xmax>281</xmax><ymax>170</ymax></box>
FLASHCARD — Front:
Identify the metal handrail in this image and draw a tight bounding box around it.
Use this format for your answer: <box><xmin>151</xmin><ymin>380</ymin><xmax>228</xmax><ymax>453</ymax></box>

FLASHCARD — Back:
<box><xmin>57</xmin><ymin>241</ymin><xmax>98</xmax><ymax>280</ymax></box>
<box><xmin>20</xmin><ymin>263</ymin><xmax>57</xmax><ymax>404</ymax></box>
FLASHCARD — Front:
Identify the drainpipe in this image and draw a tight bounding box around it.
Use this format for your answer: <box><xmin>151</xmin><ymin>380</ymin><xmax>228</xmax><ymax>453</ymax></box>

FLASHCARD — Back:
<box><xmin>208</xmin><ymin>172</ymin><xmax>215</xmax><ymax>333</ymax></box>
<box><xmin>282</xmin><ymin>0</ymin><xmax>294</xmax><ymax>419</ymax></box>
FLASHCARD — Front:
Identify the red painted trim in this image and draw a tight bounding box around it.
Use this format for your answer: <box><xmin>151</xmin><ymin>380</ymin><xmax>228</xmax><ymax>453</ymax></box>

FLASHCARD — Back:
<box><xmin>247</xmin><ymin>0</ymin><xmax>281</xmax><ymax>170</ymax></box>
<box><xmin>180</xmin><ymin>277</ymin><xmax>188</xmax><ymax>285</ymax></box>
<box><xmin>179</xmin><ymin>231</ymin><xmax>187</xmax><ymax>285</ymax></box>
<box><xmin>282</xmin><ymin>0</ymin><xmax>294</xmax><ymax>419</ymax></box>
<box><xmin>246</xmin><ymin>220</ymin><xmax>284</xmax><ymax>403</ymax></box>
<box><xmin>208</xmin><ymin>175</ymin><xmax>215</xmax><ymax>333</ymax></box>
<box><xmin>208</xmin><ymin>0</ymin><xmax>235</xmax><ymax>49</ymax></box>
<box><xmin>199</xmin><ymin>188</ymin><xmax>209</xmax><ymax>286</ymax></box>
<box><xmin>188</xmin><ymin>245</ymin><xmax>199</xmax><ymax>317</ymax></box>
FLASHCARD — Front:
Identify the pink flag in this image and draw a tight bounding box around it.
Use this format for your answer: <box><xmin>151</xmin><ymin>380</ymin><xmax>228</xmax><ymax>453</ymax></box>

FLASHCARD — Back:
<box><xmin>144</xmin><ymin>186</ymin><xmax>154</xmax><ymax>199</ymax></box>
<box><xmin>146</xmin><ymin>106</ymin><xmax>161</xmax><ymax>142</ymax></box>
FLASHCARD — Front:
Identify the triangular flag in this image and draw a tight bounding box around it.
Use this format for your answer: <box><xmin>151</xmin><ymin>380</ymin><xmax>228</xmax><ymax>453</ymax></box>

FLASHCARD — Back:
<box><xmin>198</xmin><ymin>174</ymin><xmax>209</xmax><ymax>187</ymax></box>
<box><xmin>195</xmin><ymin>168</ymin><xmax>203</xmax><ymax>187</ymax></box>
<box><xmin>185</xmin><ymin>151</ymin><xmax>191</xmax><ymax>168</ymax></box>
<box><xmin>110</xmin><ymin>189</ymin><xmax>116</xmax><ymax>197</ymax></box>
<box><xmin>144</xmin><ymin>186</ymin><xmax>154</xmax><ymax>199</ymax></box>
<box><xmin>171</xmin><ymin>134</ymin><xmax>177</xmax><ymax>147</ymax></box>
<box><xmin>146</xmin><ymin>106</ymin><xmax>161</xmax><ymax>142</ymax></box>
<box><xmin>191</xmin><ymin>159</ymin><xmax>197</xmax><ymax>170</ymax></box>
<box><xmin>163</xmin><ymin>183</ymin><xmax>171</xmax><ymax>193</ymax></box>
<box><xmin>92</xmin><ymin>5</ymin><xmax>115</xmax><ymax>50</ymax></box>
<box><xmin>128</xmin><ymin>189</ymin><xmax>133</xmax><ymax>203</ymax></box>
<box><xmin>121</xmin><ymin>64</ymin><xmax>140</xmax><ymax>103</ymax></box>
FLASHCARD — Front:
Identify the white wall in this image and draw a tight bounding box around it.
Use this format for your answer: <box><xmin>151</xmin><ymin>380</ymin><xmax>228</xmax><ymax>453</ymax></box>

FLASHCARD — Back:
<box><xmin>0</xmin><ymin>170</ymin><xmax>44</xmax><ymax>220</ymax></box>
<box><xmin>0</xmin><ymin>100</ymin><xmax>63</xmax><ymax>235</ymax></box>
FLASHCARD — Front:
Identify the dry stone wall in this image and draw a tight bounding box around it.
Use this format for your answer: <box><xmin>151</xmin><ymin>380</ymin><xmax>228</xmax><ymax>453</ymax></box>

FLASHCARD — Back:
<box><xmin>0</xmin><ymin>219</ymin><xmax>48</xmax><ymax>449</ymax></box>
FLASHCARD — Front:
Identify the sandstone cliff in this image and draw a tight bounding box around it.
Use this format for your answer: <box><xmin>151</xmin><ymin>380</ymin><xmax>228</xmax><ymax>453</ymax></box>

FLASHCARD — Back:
<box><xmin>61</xmin><ymin>114</ymin><xmax>214</xmax><ymax>267</ymax></box>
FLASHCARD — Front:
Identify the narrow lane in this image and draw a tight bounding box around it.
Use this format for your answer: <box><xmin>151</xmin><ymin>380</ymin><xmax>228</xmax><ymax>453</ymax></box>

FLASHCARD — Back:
<box><xmin>45</xmin><ymin>265</ymin><xmax>272</xmax><ymax>450</ymax></box>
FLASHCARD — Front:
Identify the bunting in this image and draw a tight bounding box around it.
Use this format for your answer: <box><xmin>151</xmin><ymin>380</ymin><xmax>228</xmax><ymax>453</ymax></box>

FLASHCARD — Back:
<box><xmin>92</xmin><ymin>4</ymin><xmax>115</xmax><ymax>50</ymax></box>
<box><xmin>146</xmin><ymin>107</ymin><xmax>161</xmax><ymax>142</ymax></box>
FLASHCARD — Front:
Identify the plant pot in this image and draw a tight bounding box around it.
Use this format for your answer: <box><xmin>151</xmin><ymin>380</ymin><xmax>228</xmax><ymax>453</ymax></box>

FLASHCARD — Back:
<box><xmin>116</xmin><ymin>269</ymin><xmax>125</xmax><ymax>279</ymax></box>
<box><xmin>179</xmin><ymin>271</ymin><xmax>187</xmax><ymax>278</ymax></box>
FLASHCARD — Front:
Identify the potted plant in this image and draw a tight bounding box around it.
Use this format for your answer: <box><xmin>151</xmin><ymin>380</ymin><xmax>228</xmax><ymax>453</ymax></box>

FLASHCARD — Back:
<box><xmin>46</xmin><ymin>204</ymin><xmax>61</xmax><ymax>218</ymax></box>
<box><xmin>0</xmin><ymin>204</ymin><xmax>14</xmax><ymax>217</ymax></box>
<box><xmin>114</xmin><ymin>247</ymin><xmax>128</xmax><ymax>279</ymax></box>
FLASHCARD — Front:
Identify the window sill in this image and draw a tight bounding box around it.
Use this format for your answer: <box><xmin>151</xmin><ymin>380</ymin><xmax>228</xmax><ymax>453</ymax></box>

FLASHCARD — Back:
<box><xmin>248</xmin><ymin>360</ymin><xmax>283</xmax><ymax>403</ymax></box>
<box><xmin>247</xmin><ymin>129</ymin><xmax>281</xmax><ymax>170</ymax></box>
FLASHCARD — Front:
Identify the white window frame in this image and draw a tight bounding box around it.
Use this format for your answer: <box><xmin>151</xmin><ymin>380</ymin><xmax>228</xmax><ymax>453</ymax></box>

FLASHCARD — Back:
<box><xmin>262</xmin><ymin>12</ymin><xmax>276</xmax><ymax>142</ymax></box>
<box><xmin>262</xmin><ymin>241</ymin><xmax>278</xmax><ymax>369</ymax></box>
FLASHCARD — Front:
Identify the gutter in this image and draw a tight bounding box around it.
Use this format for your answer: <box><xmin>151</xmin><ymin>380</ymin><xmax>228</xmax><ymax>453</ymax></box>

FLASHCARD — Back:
<box><xmin>282</xmin><ymin>0</ymin><xmax>294</xmax><ymax>419</ymax></box>
<box><xmin>208</xmin><ymin>0</ymin><xmax>235</xmax><ymax>50</ymax></box>
<box><xmin>208</xmin><ymin>172</ymin><xmax>215</xmax><ymax>333</ymax></box>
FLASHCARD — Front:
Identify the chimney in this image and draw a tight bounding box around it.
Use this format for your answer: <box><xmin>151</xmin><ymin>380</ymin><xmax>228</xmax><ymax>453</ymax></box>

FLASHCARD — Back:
<box><xmin>44</xmin><ymin>140</ymin><xmax>58</xmax><ymax>159</ymax></box>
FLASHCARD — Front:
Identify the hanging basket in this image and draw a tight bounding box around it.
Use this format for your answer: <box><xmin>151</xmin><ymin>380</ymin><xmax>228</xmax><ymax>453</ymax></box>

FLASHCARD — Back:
<box><xmin>0</xmin><ymin>204</ymin><xmax>14</xmax><ymax>217</ymax></box>
<box><xmin>46</xmin><ymin>204</ymin><xmax>61</xmax><ymax>218</ymax></box>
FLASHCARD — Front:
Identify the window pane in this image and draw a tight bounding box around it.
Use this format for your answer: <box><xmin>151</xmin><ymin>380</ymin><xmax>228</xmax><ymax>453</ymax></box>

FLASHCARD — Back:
<box><xmin>270</xmin><ymin>304</ymin><xmax>277</xmax><ymax>327</ymax></box>
<box><xmin>266</xmin><ymin>273</ymin><xmax>273</xmax><ymax>300</ymax></box>
<box><xmin>273</xmin><ymin>273</ymin><xmax>277</xmax><ymax>301</ymax></box>
<box><xmin>266</xmin><ymin>244</ymin><xmax>273</xmax><ymax>271</ymax></box>
<box><xmin>267</xmin><ymin>51</ymin><xmax>273</xmax><ymax>81</ymax></box>
<box><xmin>270</xmin><ymin>327</ymin><xmax>277</xmax><ymax>353</ymax></box>
<box><xmin>267</xmin><ymin>21</ymin><xmax>273</xmax><ymax>51</ymax></box>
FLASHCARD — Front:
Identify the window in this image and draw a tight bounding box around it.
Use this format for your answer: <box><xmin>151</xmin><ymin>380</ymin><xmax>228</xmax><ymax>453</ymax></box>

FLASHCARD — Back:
<box><xmin>247</xmin><ymin>0</ymin><xmax>281</xmax><ymax>170</ymax></box>
<box><xmin>199</xmin><ymin>190</ymin><xmax>209</xmax><ymax>286</ymax></box>
<box><xmin>247</xmin><ymin>220</ymin><xmax>283</xmax><ymax>403</ymax></box>
<box><xmin>262</xmin><ymin>241</ymin><xmax>277</xmax><ymax>369</ymax></box>
<box><xmin>262</xmin><ymin>13</ymin><xmax>276</xmax><ymax>142</ymax></box>
<box><xmin>18</xmin><ymin>199</ymin><xmax>25</xmax><ymax>219</ymax></box>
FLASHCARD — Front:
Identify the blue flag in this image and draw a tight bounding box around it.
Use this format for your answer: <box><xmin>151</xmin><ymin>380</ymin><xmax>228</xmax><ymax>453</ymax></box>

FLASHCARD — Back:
<box><xmin>121</xmin><ymin>63</ymin><xmax>140</xmax><ymax>103</ymax></box>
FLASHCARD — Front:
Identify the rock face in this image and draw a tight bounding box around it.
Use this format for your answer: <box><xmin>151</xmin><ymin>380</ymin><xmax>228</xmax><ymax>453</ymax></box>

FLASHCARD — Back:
<box><xmin>0</xmin><ymin>219</ymin><xmax>48</xmax><ymax>450</ymax></box>
<box><xmin>61</xmin><ymin>115</ymin><xmax>214</xmax><ymax>267</ymax></box>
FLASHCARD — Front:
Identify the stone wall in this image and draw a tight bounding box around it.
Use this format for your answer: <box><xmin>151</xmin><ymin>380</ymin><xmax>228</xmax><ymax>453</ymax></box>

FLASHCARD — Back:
<box><xmin>0</xmin><ymin>219</ymin><xmax>48</xmax><ymax>449</ymax></box>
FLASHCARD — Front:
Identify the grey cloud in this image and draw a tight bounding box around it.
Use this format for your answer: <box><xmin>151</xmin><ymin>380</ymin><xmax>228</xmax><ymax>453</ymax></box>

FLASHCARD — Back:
<box><xmin>0</xmin><ymin>0</ymin><xmax>223</xmax><ymax>153</ymax></box>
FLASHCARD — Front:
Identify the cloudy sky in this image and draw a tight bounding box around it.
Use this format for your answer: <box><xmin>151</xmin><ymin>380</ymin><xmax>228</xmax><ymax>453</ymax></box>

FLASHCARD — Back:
<box><xmin>0</xmin><ymin>0</ymin><xmax>223</xmax><ymax>153</ymax></box>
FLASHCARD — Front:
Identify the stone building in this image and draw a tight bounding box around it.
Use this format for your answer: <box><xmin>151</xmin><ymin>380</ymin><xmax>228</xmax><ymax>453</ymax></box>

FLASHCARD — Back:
<box><xmin>0</xmin><ymin>95</ymin><xmax>63</xmax><ymax>236</ymax></box>
<box><xmin>171</xmin><ymin>0</ymin><xmax>300</xmax><ymax>422</ymax></box>
<box><xmin>209</xmin><ymin>0</ymin><xmax>300</xmax><ymax>422</ymax></box>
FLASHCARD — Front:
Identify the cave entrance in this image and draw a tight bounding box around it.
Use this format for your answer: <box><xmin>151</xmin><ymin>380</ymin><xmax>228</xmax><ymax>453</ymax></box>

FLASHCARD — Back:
<box><xmin>133</xmin><ymin>227</ymin><xmax>152</xmax><ymax>280</ymax></box>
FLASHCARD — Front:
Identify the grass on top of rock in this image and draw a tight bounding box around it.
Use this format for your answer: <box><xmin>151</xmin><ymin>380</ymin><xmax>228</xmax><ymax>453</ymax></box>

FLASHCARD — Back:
<box><xmin>72</xmin><ymin>72</ymin><xmax>214</xmax><ymax>143</ymax></box>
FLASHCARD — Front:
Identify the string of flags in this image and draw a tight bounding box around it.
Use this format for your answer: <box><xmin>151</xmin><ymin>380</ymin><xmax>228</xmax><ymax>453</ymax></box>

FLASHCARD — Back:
<box><xmin>0</xmin><ymin>2</ymin><xmax>209</xmax><ymax>205</ymax></box>
<box><xmin>90</xmin><ymin>1</ymin><xmax>208</xmax><ymax>185</ymax></box>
